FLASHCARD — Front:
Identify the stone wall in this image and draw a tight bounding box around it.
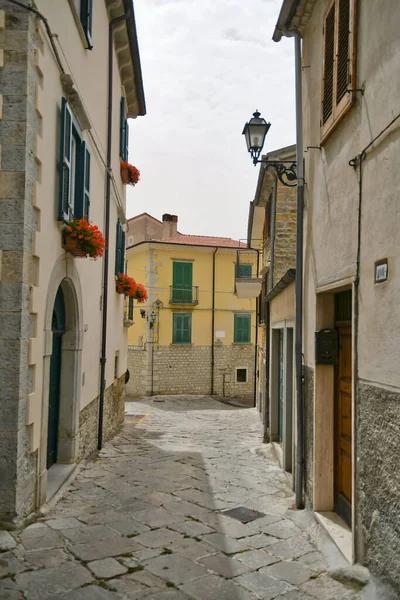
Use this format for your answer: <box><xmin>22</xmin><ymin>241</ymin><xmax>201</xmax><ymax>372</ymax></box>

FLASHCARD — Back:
<box><xmin>355</xmin><ymin>381</ymin><xmax>400</xmax><ymax>591</ymax></box>
<box><xmin>303</xmin><ymin>365</ymin><xmax>314</xmax><ymax>508</ymax></box>
<box><xmin>126</xmin><ymin>345</ymin><xmax>147</xmax><ymax>397</ymax></box>
<box><xmin>0</xmin><ymin>5</ymin><xmax>40</xmax><ymax>525</ymax></box>
<box><xmin>78</xmin><ymin>375</ymin><xmax>125</xmax><ymax>461</ymax></box>
<box><xmin>273</xmin><ymin>186</ymin><xmax>297</xmax><ymax>286</ymax></box>
<box><xmin>127</xmin><ymin>344</ymin><xmax>255</xmax><ymax>399</ymax></box>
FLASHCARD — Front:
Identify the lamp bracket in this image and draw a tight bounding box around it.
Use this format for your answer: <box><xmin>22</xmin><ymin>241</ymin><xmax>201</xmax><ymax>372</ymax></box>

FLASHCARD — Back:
<box><xmin>255</xmin><ymin>160</ymin><xmax>297</xmax><ymax>187</ymax></box>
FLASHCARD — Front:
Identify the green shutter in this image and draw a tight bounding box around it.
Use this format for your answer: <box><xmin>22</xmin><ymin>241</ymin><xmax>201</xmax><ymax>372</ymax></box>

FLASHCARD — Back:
<box><xmin>81</xmin><ymin>0</ymin><xmax>93</xmax><ymax>48</ymax></box>
<box><xmin>115</xmin><ymin>220</ymin><xmax>121</xmax><ymax>276</ymax></box>
<box><xmin>172</xmin><ymin>262</ymin><xmax>193</xmax><ymax>303</ymax></box>
<box><xmin>173</xmin><ymin>313</ymin><xmax>191</xmax><ymax>344</ymax></box>
<box><xmin>234</xmin><ymin>314</ymin><xmax>251</xmax><ymax>343</ymax></box>
<box><xmin>234</xmin><ymin>263</ymin><xmax>252</xmax><ymax>293</ymax></box>
<box><xmin>120</xmin><ymin>230</ymin><xmax>126</xmax><ymax>273</ymax></box>
<box><xmin>58</xmin><ymin>97</ymin><xmax>73</xmax><ymax>221</ymax></box>
<box><xmin>120</xmin><ymin>98</ymin><xmax>129</xmax><ymax>161</ymax></box>
<box><xmin>83</xmin><ymin>145</ymin><xmax>91</xmax><ymax>218</ymax></box>
<box><xmin>124</xmin><ymin>119</ymin><xmax>129</xmax><ymax>162</ymax></box>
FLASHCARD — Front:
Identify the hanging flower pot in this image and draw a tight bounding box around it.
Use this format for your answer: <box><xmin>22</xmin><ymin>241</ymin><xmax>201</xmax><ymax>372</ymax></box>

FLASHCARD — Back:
<box><xmin>134</xmin><ymin>283</ymin><xmax>148</xmax><ymax>304</ymax></box>
<box><xmin>62</xmin><ymin>234</ymin><xmax>87</xmax><ymax>257</ymax></box>
<box><xmin>116</xmin><ymin>273</ymin><xmax>137</xmax><ymax>296</ymax></box>
<box><xmin>62</xmin><ymin>218</ymin><xmax>106</xmax><ymax>260</ymax></box>
<box><xmin>120</xmin><ymin>160</ymin><xmax>140</xmax><ymax>186</ymax></box>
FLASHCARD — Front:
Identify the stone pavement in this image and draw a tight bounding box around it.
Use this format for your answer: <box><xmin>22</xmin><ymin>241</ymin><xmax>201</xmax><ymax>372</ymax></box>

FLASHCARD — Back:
<box><xmin>0</xmin><ymin>395</ymin><xmax>371</xmax><ymax>600</ymax></box>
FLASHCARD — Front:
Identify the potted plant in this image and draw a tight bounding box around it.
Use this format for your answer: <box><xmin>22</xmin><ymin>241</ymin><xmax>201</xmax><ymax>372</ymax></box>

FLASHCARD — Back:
<box><xmin>62</xmin><ymin>218</ymin><xmax>106</xmax><ymax>259</ymax></box>
<box><xmin>134</xmin><ymin>282</ymin><xmax>148</xmax><ymax>304</ymax></box>
<box><xmin>120</xmin><ymin>160</ymin><xmax>140</xmax><ymax>186</ymax></box>
<box><xmin>116</xmin><ymin>273</ymin><xmax>137</xmax><ymax>296</ymax></box>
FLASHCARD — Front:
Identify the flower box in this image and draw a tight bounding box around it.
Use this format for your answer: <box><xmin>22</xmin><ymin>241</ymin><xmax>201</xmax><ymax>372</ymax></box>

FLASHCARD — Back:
<box><xmin>62</xmin><ymin>234</ymin><xmax>86</xmax><ymax>257</ymax></box>
<box><xmin>120</xmin><ymin>161</ymin><xmax>140</xmax><ymax>186</ymax></box>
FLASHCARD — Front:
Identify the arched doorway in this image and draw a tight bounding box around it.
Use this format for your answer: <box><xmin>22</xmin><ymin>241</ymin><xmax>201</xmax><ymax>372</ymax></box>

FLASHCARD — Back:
<box><xmin>47</xmin><ymin>286</ymin><xmax>65</xmax><ymax>469</ymax></box>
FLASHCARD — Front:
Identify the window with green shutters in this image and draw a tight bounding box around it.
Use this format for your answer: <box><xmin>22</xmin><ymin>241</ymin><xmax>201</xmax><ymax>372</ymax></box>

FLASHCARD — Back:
<box><xmin>173</xmin><ymin>313</ymin><xmax>192</xmax><ymax>344</ymax></box>
<box><xmin>234</xmin><ymin>263</ymin><xmax>252</xmax><ymax>293</ymax></box>
<box><xmin>80</xmin><ymin>0</ymin><xmax>93</xmax><ymax>49</ymax></box>
<box><xmin>172</xmin><ymin>262</ymin><xmax>193</xmax><ymax>303</ymax></box>
<box><xmin>234</xmin><ymin>314</ymin><xmax>251</xmax><ymax>344</ymax></box>
<box><xmin>115</xmin><ymin>219</ymin><xmax>125</xmax><ymax>276</ymax></box>
<box><xmin>58</xmin><ymin>97</ymin><xmax>91</xmax><ymax>221</ymax></box>
<box><xmin>120</xmin><ymin>97</ymin><xmax>129</xmax><ymax>161</ymax></box>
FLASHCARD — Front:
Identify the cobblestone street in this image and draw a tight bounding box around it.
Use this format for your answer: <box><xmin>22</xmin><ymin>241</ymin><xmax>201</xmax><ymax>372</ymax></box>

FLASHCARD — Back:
<box><xmin>0</xmin><ymin>396</ymin><xmax>371</xmax><ymax>599</ymax></box>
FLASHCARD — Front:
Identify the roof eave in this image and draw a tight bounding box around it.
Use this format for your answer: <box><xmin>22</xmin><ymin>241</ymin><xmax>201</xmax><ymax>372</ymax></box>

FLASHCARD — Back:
<box><xmin>272</xmin><ymin>0</ymin><xmax>317</xmax><ymax>42</ymax></box>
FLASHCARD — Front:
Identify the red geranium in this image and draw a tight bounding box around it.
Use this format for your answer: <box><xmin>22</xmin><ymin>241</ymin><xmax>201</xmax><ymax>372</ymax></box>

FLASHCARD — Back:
<box><xmin>116</xmin><ymin>273</ymin><xmax>137</xmax><ymax>296</ymax></box>
<box><xmin>121</xmin><ymin>160</ymin><xmax>140</xmax><ymax>186</ymax></box>
<box><xmin>64</xmin><ymin>218</ymin><xmax>106</xmax><ymax>260</ymax></box>
<box><xmin>134</xmin><ymin>283</ymin><xmax>148</xmax><ymax>303</ymax></box>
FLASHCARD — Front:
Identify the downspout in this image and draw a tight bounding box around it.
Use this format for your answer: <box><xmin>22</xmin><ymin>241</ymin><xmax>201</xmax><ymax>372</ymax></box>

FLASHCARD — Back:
<box><xmin>269</xmin><ymin>179</ymin><xmax>278</xmax><ymax>291</ymax></box>
<box><xmin>253</xmin><ymin>250</ymin><xmax>260</xmax><ymax>407</ymax></box>
<box><xmin>211</xmin><ymin>248</ymin><xmax>218</xmax><ymax>395</ymax></box>
<box><xmin>98</xmin><ymin>12</ymin><xmax>129</xmax><ymax>451</ymax></box>
<box><xmin>281</xmin><ymin>28</ymin><xmax>305</xmax><ymax>508</ymax></box>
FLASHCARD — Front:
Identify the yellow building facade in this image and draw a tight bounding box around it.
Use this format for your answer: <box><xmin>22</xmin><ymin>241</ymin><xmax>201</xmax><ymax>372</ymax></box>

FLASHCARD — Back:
<box><xmin>126</xmin><ymin>217</ymin><xmax>257</xmax><ymax>399</ymax></box>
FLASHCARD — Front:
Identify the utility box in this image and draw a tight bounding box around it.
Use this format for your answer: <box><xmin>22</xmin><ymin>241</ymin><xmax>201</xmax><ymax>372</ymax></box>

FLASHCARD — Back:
<box><xmin>315</xmin><ymin>329</ymin><xmax>338</xmax><ymax>365</ymax></box>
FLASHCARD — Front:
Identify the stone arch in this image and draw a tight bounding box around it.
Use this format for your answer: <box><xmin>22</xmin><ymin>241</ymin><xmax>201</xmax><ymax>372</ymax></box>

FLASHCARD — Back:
<box><xmin>38</xmin><ymin>255</ymin><xmax>84</xmax><ymax>505</ymax></box>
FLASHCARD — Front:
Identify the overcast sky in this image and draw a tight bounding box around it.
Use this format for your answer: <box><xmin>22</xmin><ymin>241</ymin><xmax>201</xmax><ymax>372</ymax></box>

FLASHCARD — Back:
<box><xmin>127</xmin><ymin>0</ymin><xmax>295</xmax><ymax>242</ymax></box>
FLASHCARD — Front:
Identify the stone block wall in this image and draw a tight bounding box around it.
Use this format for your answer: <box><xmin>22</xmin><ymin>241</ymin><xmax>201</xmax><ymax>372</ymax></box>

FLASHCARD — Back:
<box><xmin>0</xmin><ymin>4</ymin><xmax>40</xmax><ymax>524</ymax></box>
<box><xmin>355</xmin><ymin>381</ymin><xmax>400</xmax><ymax>591</ymax></box>
<box><xmin>126</xmin><ymin>345</ymin><xmax>148</xmax><ymax>397</ymax></box>
<box><xmin>78</xmin><ymin>375</ymin><xmax>125</xmax><ymax>460</ymax></box>
<box><xmin>127</xmin><ymin>344</ymin><xmax>255</xmax><ymax>399</ymax></box>
<box><xmin>274</xmin><ymin>186</ymin><xmax>296</xmax><ymax>285</ymax></box>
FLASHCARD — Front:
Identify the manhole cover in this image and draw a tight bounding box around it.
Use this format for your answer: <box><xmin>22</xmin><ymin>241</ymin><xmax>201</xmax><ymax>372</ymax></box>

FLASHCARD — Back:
<box><xmin>221</xmin><ymin>507</ymin><xmax>266</xmax><ymax>523</ymax></box>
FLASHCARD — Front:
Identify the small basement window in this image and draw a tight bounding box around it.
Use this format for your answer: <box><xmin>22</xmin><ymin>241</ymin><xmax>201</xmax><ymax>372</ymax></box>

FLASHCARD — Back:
<box><xmin>236</xmin><ymin>368</ymin><xmax>248</xmax><ymax>383</ymax></box>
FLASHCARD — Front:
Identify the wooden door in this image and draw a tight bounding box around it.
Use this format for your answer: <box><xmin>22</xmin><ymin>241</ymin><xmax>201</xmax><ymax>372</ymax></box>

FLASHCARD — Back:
<box><xmin>335</xmin><ymin>326</ymin><xmax>352</xmax><ymax>526</ymax></box>
<box><xmin>47</xmin><ymin>288</ymin><xmax>65</xmax><ymax>469</ymax></box>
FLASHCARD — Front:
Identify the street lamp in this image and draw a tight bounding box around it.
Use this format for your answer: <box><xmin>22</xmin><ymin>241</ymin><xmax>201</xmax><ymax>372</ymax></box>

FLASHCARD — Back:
<box><xmin>242</xmin><ymin>110</ymin><xmax>297</xmax><ymax>187</ymax></box>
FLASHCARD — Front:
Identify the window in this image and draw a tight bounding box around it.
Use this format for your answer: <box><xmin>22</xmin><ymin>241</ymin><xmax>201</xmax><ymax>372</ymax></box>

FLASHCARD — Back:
<box><xmin>234</xmin><ymin>263</ymin><xmax>252</xmax><ymax>293</ymax></box>
<box><xmin>80</xmin><ymin>0</ymin><xmax>93</xmax><ymax>49</ymax></box>
<box><xmin>234</xmin><ymin>314</ymin><xmax>251</xmax><ymax>344</ymax></box>
<box><xmin>173</xmin><ymin>313</ymin><xmax>191</xmax><ymax>344</ymax></box>
<box><xmin>321</xmin><ymin>0</ymin><xmax>356</xmax><ymax>142</ymax></box>
<box><xmin>236</xmin><ymin>368</ymin><xmax>248</xmax><ymax>383</ymax></box>
<box><xmin>58</xmin><ymin>98</ymin><xmax>91</xmax><ymax>221</ymax></box>
<box><xmin>115</xmin><ymin>219</ymin><xmax>125</xmax><ymax>276</ymax></box>
<box><xmin>172</xmin><ymin>262</ymin><xmax>193</xmax><ymax>303</ymax></box>
<box><xmin>120</xmin><ymin>97</ymin><xmax>129</xmax><ymax>161</ymax></box>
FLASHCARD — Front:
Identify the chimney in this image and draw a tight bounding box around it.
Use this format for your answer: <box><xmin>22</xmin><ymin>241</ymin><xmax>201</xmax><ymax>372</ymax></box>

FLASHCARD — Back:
<box><xmin>162</xmin><ymin>214</ymin><xmax>178</xmax><ymax>238</ymax></box>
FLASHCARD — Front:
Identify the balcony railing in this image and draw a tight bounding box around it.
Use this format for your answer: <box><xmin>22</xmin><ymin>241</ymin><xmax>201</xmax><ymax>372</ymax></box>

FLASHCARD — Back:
<box><xmin>169</xmin><ymin>286</ymin><xmax>199</xmax><ymax>305</ymax></box>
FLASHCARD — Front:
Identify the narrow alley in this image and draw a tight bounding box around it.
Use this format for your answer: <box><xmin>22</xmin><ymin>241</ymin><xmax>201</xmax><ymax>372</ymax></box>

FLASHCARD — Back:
<box><xmin>0</xmin><ymin>396</ymin><xmax>376</xmax><ymax>600</ymax></box>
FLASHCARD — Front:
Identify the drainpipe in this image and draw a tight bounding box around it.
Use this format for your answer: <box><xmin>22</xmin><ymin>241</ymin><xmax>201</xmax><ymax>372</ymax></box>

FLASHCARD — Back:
<box><xmin>211</xmin><ymin>248</ymin><xmax>218</xmax><ymax>395</ymax></box>
<box><xmin>253</xmin><ymin>250</ymin><xmax>260</xmax><ymax>407</ymax></box>
<box><xmin>270</xmin><ymin>179</ymin><xmax>278</xmax><ymax>291</ymax></box>
<box><xmin>98</xmin><ymin>12</ymin><xmax>130</xmax><ymax>451</ymax></box>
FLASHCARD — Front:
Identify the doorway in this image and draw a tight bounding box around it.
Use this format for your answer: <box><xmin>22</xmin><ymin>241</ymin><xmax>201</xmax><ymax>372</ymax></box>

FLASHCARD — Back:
<box><xmin>334</xmin><ymin>291</ymin><xmax>352</xmax><ymax>527</ymax></box>
<box><xmin>47</xmin><ymin>286</ymin><xmax>65</xmax><ymax>469</ymax></box>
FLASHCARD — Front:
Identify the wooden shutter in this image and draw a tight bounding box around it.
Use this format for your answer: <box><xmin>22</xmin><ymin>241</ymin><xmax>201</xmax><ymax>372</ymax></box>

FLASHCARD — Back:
<box><xmin>321</xmin><ymin>0</ymin><xmax>356</xmax><ymax>142</ymax></box>
<box><xmin>58</xmin><ymin>98</ymin><xmax>73</xmax><ymax>221</ymax></box>
<box><xmin>120</xmin><ymin>230</ymin><xmax>126</xmax><ymax>274</ymax></box>
<box><xmin>115</xmin><ymin>220</ymin><xmax>121</xmax><ymax>276</ymax></box>
<box><xmin>83</xmin><ymin>145</ymin><xmax>91</xmax><ymax>218</ymax></box>
<box><xmin>81</xmin><ymin>0</ymin><xmax>93</xmax><ymax>48</ymax></box>
<box><xmin>120</xmin><ymin>98</ymin><xmax>128</xmax><ymax>160</ymax></box>
<box><xmin>173</xmin><ymin>313</ymin><xmax>191</xmax><ymax>344</ymax></box>
<box><xmin>173</xmin><ymin>262</ymin><xmax>192</xmax><ymax>302</ymax></box>
<box><xmin>322</xmin><ymin>1</ymin><xmax>335</xmax><ymax>126</ymax></box>
<box><xmin>234</xmin><ymin>314</ymin><xmax>251</xmax><ymax>344</ymax></box>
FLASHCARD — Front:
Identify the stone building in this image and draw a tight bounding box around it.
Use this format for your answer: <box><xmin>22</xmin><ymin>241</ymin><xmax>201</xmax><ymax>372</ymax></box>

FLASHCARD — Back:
<box><xmin>0</xmin><ymin>0</ymin><xmax>145</xmax><ymax>525</ymax></box>
<box><xmin>247</xmin><ymin>145</ymin><xmax>297</xmax><ymax>481</ymax></box>
<box><xmin>125</xmin><ymin>213</ymin><xmax>257</xmax><ymax>399</ymax></box>
<box><xmin>273</xmin><ymin>0</ymin><xmax>400</xmax><ymax>589</ymax></box>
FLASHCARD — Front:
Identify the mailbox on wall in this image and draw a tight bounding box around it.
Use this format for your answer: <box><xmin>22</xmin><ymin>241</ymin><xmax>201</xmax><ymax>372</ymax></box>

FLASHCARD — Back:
<box><xmin>315</xmin><ymin>329</ymin><xmax>338</xmax><ymax>365</ymax></box>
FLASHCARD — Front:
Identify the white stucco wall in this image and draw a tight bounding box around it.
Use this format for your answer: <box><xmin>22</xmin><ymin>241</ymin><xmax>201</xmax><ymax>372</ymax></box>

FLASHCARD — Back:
<box><xmin>28</xmin><ymin>1</ymin><xmax>131</xmax><ymax>447</ymax></box>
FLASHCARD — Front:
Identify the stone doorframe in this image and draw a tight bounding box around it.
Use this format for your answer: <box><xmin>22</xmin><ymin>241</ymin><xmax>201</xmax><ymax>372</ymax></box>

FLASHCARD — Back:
<box><xmin>37</xmin><ymin>255</ymin><xmax>83</xmax><ymax>506</ymax></box>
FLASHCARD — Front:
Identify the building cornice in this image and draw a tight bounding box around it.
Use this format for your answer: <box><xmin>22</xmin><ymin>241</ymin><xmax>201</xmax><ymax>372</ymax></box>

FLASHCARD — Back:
<box><xmin>105</xmin><ymin>0</ymin><xmax>146</xmax><ymax>117</ymax></box>
<box><xmin>265</xmin><ymin>269</ymin><xmax>296</xmax><ymax>302</ymax></box>
<box><xmin>272</xmin><ymin>0</ymin><xmax>317</xmax><ymax>42</ymax></box>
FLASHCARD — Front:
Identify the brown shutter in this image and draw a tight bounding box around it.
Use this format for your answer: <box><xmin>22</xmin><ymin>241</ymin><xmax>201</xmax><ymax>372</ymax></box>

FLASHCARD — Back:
<box><xmin>336</xmin><ymin>0</ymin><xmax>351</xmax><ymax>103</ymax></box>
<box><xmin>322</xmin><ymin>2</ymin><xmax>336</xmax><ymax>125</ymax></box>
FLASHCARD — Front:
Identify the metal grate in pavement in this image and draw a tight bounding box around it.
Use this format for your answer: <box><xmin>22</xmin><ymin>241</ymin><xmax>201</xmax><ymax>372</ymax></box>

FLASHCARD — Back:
<box><xmin>221</xmin><ymin>506</ymin><xmax>266</xmax><ymax>523</ymax></box>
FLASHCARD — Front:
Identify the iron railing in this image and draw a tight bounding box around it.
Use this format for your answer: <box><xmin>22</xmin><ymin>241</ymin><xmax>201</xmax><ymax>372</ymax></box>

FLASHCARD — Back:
<box><xmin>169</xmin><ymin>286</ymin><xmax>199</xmax><ymax>305</ymax></box>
